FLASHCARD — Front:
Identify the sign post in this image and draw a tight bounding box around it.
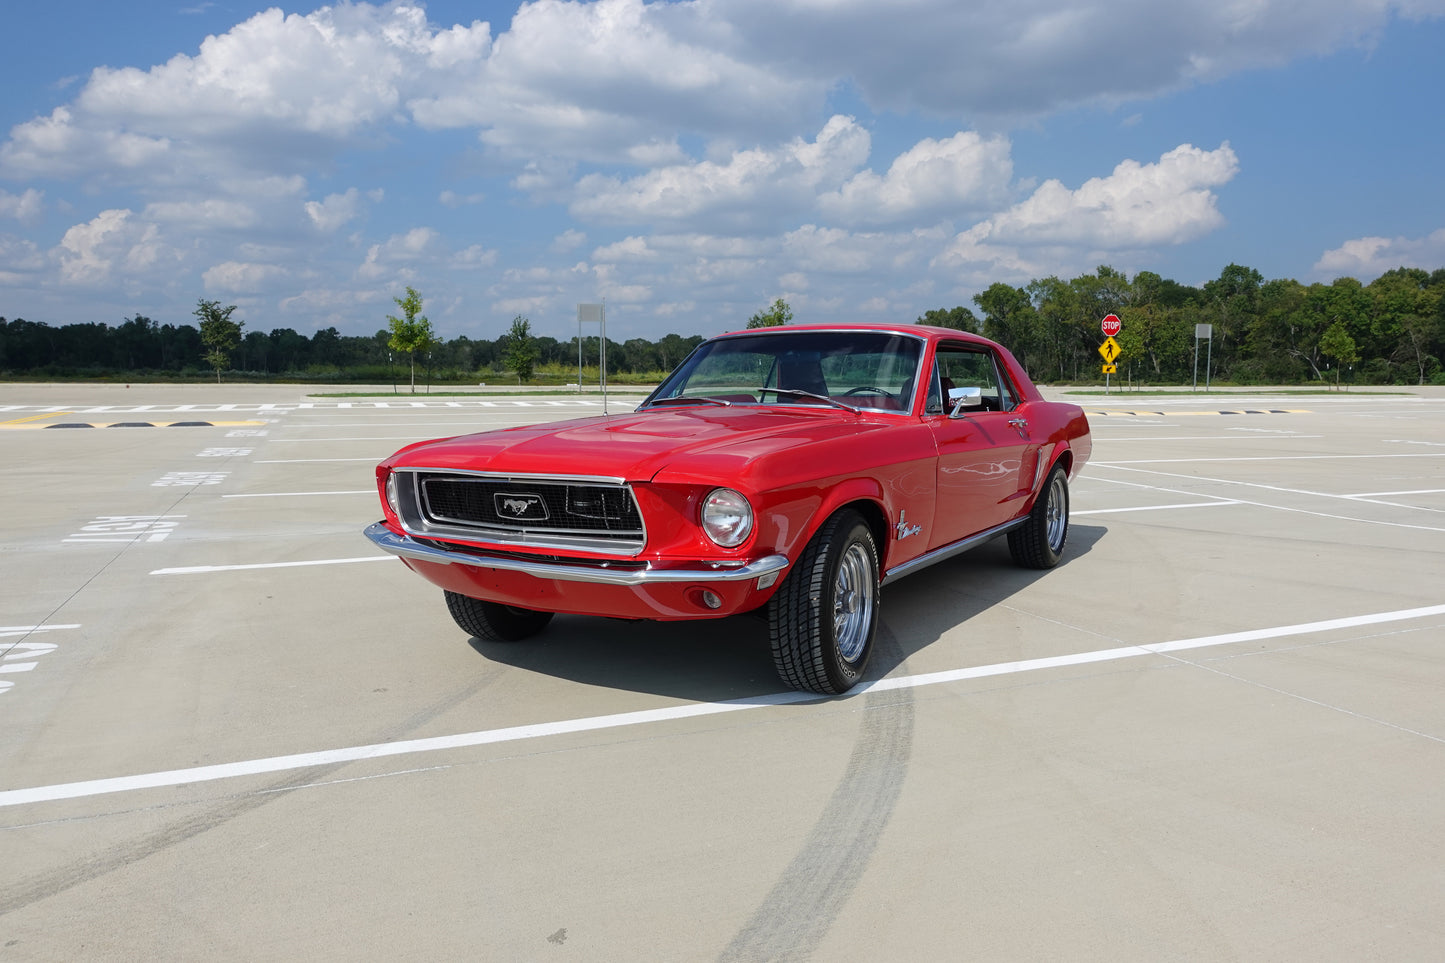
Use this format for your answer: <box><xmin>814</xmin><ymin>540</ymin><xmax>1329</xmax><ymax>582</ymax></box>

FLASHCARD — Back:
<box><xmin>1099</xmin><ymin>314</ymin><xmax>1122</xmax><ymax>394</ymax></box>
<box><xmin>578</xmin><ymin>302</ymin><xmax>607</xmax><ymax>413</ymax></box>
<box><xmin>1193</xmin><ymin>323</ymin><xmax>1213</xmax><ymax>392</ymax></box>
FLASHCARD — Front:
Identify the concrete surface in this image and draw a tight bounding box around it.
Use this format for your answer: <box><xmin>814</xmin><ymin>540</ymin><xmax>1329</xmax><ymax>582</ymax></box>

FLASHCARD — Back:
<box><xmin>1</xmin><ymin>383</ymin><xmax>1442</xmax><ymax>960</ymax></box>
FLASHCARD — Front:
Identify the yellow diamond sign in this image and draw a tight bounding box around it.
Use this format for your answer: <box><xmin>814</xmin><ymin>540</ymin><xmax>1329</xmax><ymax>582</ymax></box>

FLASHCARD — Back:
<box><xmin>1098</xmin><ymin>336</ymin><xmax>1121</xmax><ymax>364</ymax></box>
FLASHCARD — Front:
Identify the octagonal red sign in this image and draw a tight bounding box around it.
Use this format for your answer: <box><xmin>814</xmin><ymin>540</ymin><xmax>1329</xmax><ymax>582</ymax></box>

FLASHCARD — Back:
<box><xmin>1101</xmin><ymin>314</ymin><xmax>1122</xmax><ymax>337</ymax></box>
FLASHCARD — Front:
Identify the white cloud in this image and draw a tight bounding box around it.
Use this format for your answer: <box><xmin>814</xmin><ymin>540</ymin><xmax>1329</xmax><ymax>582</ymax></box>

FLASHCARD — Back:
<box><xmin>4</xmin><ymin>0</ymin><xmax>1436</xmax><ymax>198</ymax></box>
<box><xmin>56</xmin><ymin>209</ymin><xmax>179</xmax><ymax>286</ymax></box>
<box><xmin>356</xmin><ymin>227</ymin><xmax>441</xmax><ymax>280</ymax></box>
<box><xmin>552</xmin><ymin>229</ymin><xmax>587</xmax><ymax>253</ymax></box>
<box><xmin>203</xmin><ymin>261</ymin><xmax>293</xmax><ymax>294</ymax></box>
<box><xmin>305</xmin><ymin>189</ymin><xmax>367</xmax><ymax>231</ymax></box>
<box><xmin>439</xmin><ymin>190</ymin><xmax>486</xmax><ymax>208</ymax></box>
<box><xmin>280</xmin><ymin>286</ymin><xmax>387</xmax><ymax>314</ymax></box>
<box><xmin>451</xmin><ymin>244</ymin><xmax>499</xmax><ymax>269</ymax></box>
<box><xmin>144</xmin><ymin>198</ymin><xmax>260</xmax><ymax>228</ymax></box>
<box><xmin>938</xmin><ymin>143</ymin><xmax>1239</xmax><ymax>276</ymax></box>
<box><xmin>491</xmin><ymin>296</ymin><xmax>554</xmax><ymax>318</ymax></box>
<box><xmin>1315</xmin><ymin>228</ymin><xmax>1445</xmax><ymax>278</ymax></box>
<box><xmin>819</xmin><ymin>131</ymin><xmax>1014</xmax><ymax>226</ymax></box>
<box><xmin>708</xmin><ymin>0</ymin><xmax>1445</xmax><ymax>118</ymax></box>
<box><xmin>0</xmin><ymin>188</ymin><xmax>44</xmax><ymax>225</ymax></box>
<box><xmin>409</xmin><ymin>0</ymin><xmax>819</xmax><ymax>160</ymax></box>
<box><xmin>570</xmin><ymin>115</ymin><xmax>870</xmax><ymax>226</ymax></box>
<box><xmin>0</xmin><ymin>5</ymin><xmax>491</xmax><ymax>187</ymax></box>
<box><xmin>0</xmin><ymin>236</ymin><xmax>46</xmax><ymax>286</ymax></box>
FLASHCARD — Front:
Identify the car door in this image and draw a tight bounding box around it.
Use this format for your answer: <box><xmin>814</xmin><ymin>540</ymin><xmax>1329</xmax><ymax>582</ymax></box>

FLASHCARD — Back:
<box><xmin>924</xmin><ymin>343</ymin><xmax>1037</xmax><ymax>549</ymax></box>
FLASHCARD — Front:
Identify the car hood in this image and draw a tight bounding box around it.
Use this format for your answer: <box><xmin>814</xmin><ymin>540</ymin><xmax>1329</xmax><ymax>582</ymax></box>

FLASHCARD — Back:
<box><xmin>385</xmin><ymin>405</ymin><xmax>891</xmax><ymax>483</ymax></box>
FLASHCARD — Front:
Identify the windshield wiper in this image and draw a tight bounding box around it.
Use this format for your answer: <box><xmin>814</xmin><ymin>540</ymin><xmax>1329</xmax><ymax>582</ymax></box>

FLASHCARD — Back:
<box><xmin>643</xmin><ymin>395</ymin><xmax>734</xmax><ymax>408</ymax></box>
<box><xmin>764</xmin><ymin>389</ymin><xmax>859</xmax><ymax>412</ymax></box>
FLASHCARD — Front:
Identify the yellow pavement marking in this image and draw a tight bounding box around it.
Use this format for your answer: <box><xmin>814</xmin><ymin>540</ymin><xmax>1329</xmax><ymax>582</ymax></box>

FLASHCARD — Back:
<box><xmin>1</xmin><ymin>411</ymin><xmax>75</xmax><ymax>425</ymax></box>
<box><xmin>0</xmin><ymin>419</ymin><xmax>268</xmax><ymax>430</ymax></box>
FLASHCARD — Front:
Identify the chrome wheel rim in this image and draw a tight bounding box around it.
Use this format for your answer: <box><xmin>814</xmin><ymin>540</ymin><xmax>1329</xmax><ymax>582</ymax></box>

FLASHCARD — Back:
<box><xmin>833</xmin><ymin>542</ymin><xmax>876</xmax><ymax>663</ymax></box>
<box><xmin>1044</xmin><ymin>473</ymin><xmax>1068</xmax><ymax>552</ymax></box>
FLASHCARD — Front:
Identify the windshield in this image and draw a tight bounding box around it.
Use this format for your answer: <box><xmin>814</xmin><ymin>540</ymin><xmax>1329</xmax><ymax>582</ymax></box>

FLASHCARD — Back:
<box><xmin>643</xmin><ymin>331</ymin><xmax>923</xmax><ymax>414</ymax></box>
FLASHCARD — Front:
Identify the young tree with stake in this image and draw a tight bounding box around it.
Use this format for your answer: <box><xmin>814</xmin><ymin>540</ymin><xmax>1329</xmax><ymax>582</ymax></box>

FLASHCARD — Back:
<box><xmin>387</xmin><ymin>286</ymin><xmax>437</xmax><ymax>393</ymax></box>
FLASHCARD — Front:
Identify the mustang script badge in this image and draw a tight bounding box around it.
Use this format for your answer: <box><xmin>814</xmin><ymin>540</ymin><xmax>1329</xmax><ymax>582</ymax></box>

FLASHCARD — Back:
<box><xmin>495</xmin><ymin>492</ymin><xmax>549</xmax><ymax>520</ymax></box>
<box><xmin>894</xmin><ymin>509</ymin><xmax>921</xmax><ymax>540</ymax></box>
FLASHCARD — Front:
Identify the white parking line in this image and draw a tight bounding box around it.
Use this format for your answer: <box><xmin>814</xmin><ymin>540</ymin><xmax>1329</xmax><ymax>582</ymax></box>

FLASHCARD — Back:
<box><xmin>1093</xmin><ymin>463</ymin><xmax>1445</xmax><ymax>522</ymax></box>
<box><xmin>0</xmin><ymin>624</ymin><xmax>80</xmax><ymax>636</ymax></box>
<box><xmin>222</xmin><ymin>491</ymin><xmax>373</xmax><ymax>499</ymax></box>
<box><xmin>265</xmin><ymin>436</ymin><xmax>468</xmax><ymax>442</ymax></box>
<box><xmin>151</xmin><ymin>557</ymin><xmax>391</xmax><ymax>575</ymax></box>
<box><xmin>4</xmin><ymin>603</ymin><xmax>1441</xmax><ymax>808</ymax></box>
<box><xmin>1091</xmin><ymin>435</ymin><xmax>1321</xmax><ymax>443</ymax></box>
<box><xmin>1074</xmin><ymin>501</ymin><xmax>1242</xmax><ymax>515</ymax></box>
<box><xmin>1095</xmin><ymin>452</ymin><xmax>1445</xmax><ymax>465</ymax></box>
<box><xmin>253</xmin><ymin>458</ymin><xmax>379</xmax><ymax>464</ymax></box>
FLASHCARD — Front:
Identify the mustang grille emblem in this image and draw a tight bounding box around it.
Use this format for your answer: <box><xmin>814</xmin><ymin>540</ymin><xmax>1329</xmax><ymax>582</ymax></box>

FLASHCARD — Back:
<box><xmin>495</xmin><ymin>492</ymin><xmax>549</xmax><ymax>521</ymax></box>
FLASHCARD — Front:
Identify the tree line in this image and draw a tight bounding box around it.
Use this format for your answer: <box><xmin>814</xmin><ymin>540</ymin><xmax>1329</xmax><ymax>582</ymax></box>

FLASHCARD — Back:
<box><xmin>951</xmin><ymin>264</ymin><xmax>1445</xmax><ymax>386</ymax></box>
<box><xmin>0</xmin><ymin>306</ymin><xmax>706</xmax><ymax>385</ymax></box>
<box><xmin>2</xmin><ymin>263</ymin><xmax>1443</xmax><ymax>385</ymax></box>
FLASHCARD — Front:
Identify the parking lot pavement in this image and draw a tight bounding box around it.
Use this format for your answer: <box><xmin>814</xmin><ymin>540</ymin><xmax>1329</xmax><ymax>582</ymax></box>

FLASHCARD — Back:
<box><xmin>2</xmin><ymin>384</ymin><xmax>1443</xmax><ymax>960</ymax></box>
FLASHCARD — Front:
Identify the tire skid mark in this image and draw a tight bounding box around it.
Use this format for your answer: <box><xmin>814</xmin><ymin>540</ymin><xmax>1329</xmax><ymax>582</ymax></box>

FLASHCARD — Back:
<box><xmin>719</xmin><ymin>626</ymin><xmax>915</xmax><ymax>962</ymax></box>
<box><xmin>0</xmin><ymin>675</ymin><xmax>498</xmax><ymax>916</ymax></box>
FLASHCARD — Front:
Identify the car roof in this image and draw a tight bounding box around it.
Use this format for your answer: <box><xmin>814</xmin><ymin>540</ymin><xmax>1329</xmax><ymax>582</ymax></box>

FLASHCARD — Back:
<box><xmin>711</xmin><ymin>322</ymin><xmax>994</xmax><ymax>347</ymax></box>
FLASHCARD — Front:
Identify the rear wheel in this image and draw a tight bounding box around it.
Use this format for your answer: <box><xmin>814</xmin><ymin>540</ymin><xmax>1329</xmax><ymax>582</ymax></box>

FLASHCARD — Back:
<box><xmin>1008</xmin><ymin>463</ymin><xmax>1070</xmax><ymax>569</ymax></box>
<box><xmin>445</xmin><ymin>591</ymin><xmax>554</xmax><ymax>642</ymax></box>
<box><xmin>768</xmin><ymin>510</ymin><xmax>879</xmax><ymax>695</ymax></box>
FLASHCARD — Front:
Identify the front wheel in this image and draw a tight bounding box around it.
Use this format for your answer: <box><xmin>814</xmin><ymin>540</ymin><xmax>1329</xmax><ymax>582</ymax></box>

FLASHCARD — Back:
<box><xmin>445</xmin><ymin>591</ymin><xmax>554</xmax><ymax>642</ymax></box>
<box><xmin>1008</xmin><ymin>463</ymin><xmax>1070</xmax><ymax>569</ymax></box>
<box><xmin>768</xmin><ymin>510</ymin><xmax>879</xmax><ymax>695</ymax></box>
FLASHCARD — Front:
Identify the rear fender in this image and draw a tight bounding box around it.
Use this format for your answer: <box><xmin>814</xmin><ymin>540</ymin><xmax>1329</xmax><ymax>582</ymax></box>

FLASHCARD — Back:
<box><xmin>1019</xmin><ymin>444</ymin><xmax>1074</xmax><ymax>515</ymax></box>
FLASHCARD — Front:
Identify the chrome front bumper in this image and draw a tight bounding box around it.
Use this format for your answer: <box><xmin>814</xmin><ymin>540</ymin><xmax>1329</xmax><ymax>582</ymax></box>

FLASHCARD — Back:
<box><xmin>364</xmin><ymin>522</ymin><xmax>789</xmax><ymax>587</ymax></box>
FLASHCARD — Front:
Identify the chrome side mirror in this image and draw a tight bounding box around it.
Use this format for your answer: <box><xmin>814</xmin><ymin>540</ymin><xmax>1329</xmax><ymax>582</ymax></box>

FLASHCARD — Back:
<box><xmin>947</xmin><ymin>385</ymin><xmax>984</xmax><ymax>417</ymax></box>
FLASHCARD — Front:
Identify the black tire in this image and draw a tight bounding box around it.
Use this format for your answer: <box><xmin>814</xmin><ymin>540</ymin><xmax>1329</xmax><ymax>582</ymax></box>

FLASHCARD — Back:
<box><xmin>768</xmin><ymin>510</ymin><xmax>879</xmax><ymax>695</ymax></box>
<box><xmin>1008</xmin><ymin>463</ymin><xmax>1070</xmax><ymax>569</ymax></box>
<box><xmin>445</xmin><ymin>591</ymin><xmax>554</xmax><ymax>642</ymax></box>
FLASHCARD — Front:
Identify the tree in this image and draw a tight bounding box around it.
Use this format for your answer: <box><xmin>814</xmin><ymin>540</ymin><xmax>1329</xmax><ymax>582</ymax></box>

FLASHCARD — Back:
<box><xmin>1319</xmin><ymin>321</ymin><xmax>1359</xmax><ymax>389</ymax></box>
<box><xmin>1203</xmin><ymin>263</ymin><xmax>1263</xmax><ymax>375</ymax></box>
<box><xmin>916</xmin><ymin>306</ymin><xmax>979</xmax><ymax>331</ymax></box>
<box><xmin>195</xmin><ymin>299</ymin><xmax>243</xmax><ymax>383</ymax></box>
<box><xmin>1369</xmin><ymin>268</ymin><xmax>1442</xmax><ymax>384</ymax></box>
<box><xmin>386</xmin><ymin>286</ymin><xmax>437</xmax><ymax>393</ymax></box>
<box><xmin>973</xmin><ymin>282</ymin><xmax>1036</xmax><ymax>361</ymax></box>
<box><xmin>747</xmin><ymin>297</ymin><xmax>792</xmax><ymax>328</ymax></box>
<box><xmin>503</xmin><ymin>315</ymin><xmax>539</xmax><ymax>382</ymax></box>
<box><xmin>657</xmin><ymin>333</ymin><xmax>701</xmax><ymax>371</ymax></box>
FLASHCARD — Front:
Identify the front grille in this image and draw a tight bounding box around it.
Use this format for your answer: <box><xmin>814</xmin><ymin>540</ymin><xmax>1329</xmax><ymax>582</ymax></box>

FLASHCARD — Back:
<box><xmin>417</xmin><ymin>474</ymin><xmax>644</xmax><ymax>544</ymax></box>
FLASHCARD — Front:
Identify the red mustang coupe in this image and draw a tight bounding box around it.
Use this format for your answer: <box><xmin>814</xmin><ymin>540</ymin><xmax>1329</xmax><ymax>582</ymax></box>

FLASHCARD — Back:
<box><xmin>366</xmin><ymin>323</ymin><xmax>1091</xmax><ymax>694</ymax></box>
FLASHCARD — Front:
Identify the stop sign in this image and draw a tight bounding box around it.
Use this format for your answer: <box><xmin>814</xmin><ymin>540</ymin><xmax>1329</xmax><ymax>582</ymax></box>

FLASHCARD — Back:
<box><xmin>1101</xmin><ymin>314</ymin><xmax>1122</xmax><ymax>337</ymax></box>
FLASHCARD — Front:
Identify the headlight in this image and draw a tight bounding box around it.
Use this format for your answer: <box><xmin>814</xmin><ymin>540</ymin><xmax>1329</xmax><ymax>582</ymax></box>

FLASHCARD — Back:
<box><xmin>701</xmin><ymin>488</ymin><xmax>753</xmax><ymax>547</ymax></box>
<box><xmin>384</xmin><ymin>471</ymin><xmax>400</xmax><ymax>517</ymax></box>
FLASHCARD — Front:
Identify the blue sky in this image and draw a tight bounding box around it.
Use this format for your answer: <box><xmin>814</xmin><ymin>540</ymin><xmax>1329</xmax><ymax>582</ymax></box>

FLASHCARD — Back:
<box><xmin>3</xmin><ymin>0</ymin><xmax>1443</xmax><ymax>344</ymax></box>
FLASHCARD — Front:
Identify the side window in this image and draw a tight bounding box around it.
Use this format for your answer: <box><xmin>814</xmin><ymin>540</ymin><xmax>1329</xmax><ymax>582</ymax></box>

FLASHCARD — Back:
<box><xmin>924</xmin><ymin>362</ymin><xmax>944</xmax><ymax>414</ymax></box>
<box><xmin>934</xmin><ymin>345</ymin><xmax>1019</xmax><ymax>413</ymax></box>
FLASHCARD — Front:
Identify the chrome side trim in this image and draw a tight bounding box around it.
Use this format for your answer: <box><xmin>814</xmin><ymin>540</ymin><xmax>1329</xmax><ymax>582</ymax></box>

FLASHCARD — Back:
<box><xmin>880</xmin><ymin>517</ymin><xmax>1027</xmax><ymax>586</ymax></box>
<box><xmin>364</xmin><ymin>522</ymin><xmax>789</xmax><ymax>587</ymax></box>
